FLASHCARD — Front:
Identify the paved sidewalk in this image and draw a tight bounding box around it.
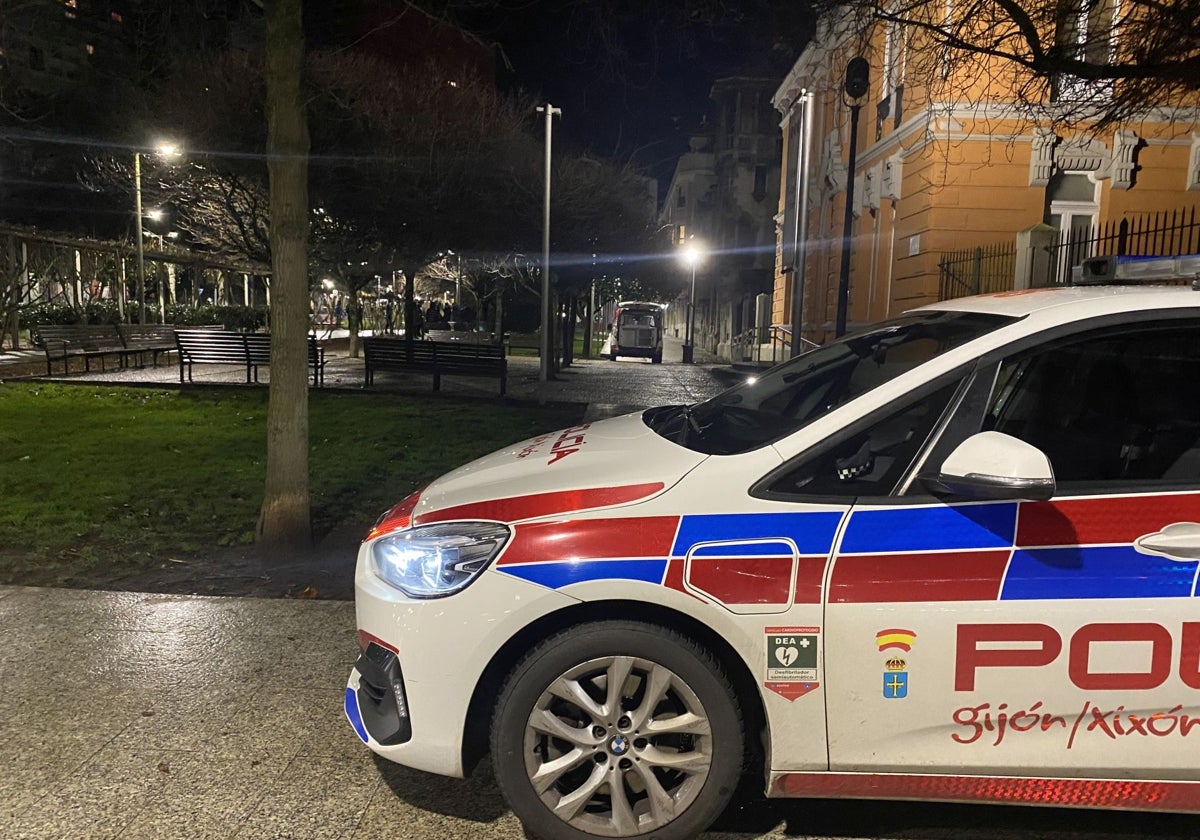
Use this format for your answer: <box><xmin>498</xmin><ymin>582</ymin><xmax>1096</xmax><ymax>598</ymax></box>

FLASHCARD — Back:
<box><xmin>4</xmin><ymin>585</ymin><xmax>1195</xmax><ymax>839</ymax></box>
<box><xmin>0</xmin><ymin>585</ymin><xmax>776</xmax><ymax>840</ymax></box>
<box><xmin>1</xmin><ymin>332</ymin><xmax>734</xmax><ymax>420</ymax></box>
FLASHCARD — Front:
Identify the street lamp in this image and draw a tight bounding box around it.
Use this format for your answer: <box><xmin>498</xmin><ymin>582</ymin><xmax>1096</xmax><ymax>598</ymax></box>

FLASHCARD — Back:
<box><xmin>537</xmin><ymin>102</ymin><xmax>561</xmax><ymax>386</ymax></box>
<box><xmin>680</xmin><ymin>242</ymin><xmax>703</xmax><ymax>364</ymax></box>
<box><xmin>836</xmin><ymin>58</ymin><xmax>869</xmax><ymax>337</ymax></box>
<box><xmin>134</xmin><ymin>141</ymin><xmax>181</xmax><ymax>324</ymax></box>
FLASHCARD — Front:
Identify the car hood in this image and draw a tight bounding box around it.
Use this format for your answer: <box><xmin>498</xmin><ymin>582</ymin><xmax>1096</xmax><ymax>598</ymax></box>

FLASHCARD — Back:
<box><xmin>409</xmin><ymin>411</ymin><xmax>706</xmax><ymax>526</ymax></box>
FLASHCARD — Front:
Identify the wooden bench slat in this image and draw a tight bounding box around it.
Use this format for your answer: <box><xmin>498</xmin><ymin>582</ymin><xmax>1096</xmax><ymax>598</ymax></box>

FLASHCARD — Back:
<box><xmin>362</xmin><ymin>337</ymin><xmax>506</xmax><ymax>394</ymax></box>
<box><xmin>175</xmin><ymin>330</ymin><xmax>325</xmax><ymax>386</ymax></box>
<box><xmin>116</xmin><ymin>324</ymin><xmax>182</xmax><ymax>368</ymax></box>
<box><xmin>34</xmin><ymin>325</ymin><xmax>127</xmax><ymax>374</ymax></box>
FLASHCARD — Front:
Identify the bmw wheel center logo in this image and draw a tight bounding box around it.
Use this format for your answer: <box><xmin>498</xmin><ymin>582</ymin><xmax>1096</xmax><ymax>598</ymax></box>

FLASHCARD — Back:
<box><xmin>609</xmin><ymin>736</ymin><xmax>630</xmax><ymax>756</ymax></box>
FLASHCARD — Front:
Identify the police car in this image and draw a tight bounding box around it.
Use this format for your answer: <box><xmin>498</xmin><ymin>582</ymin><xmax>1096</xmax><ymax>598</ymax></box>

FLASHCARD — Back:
<box><xmin>346</xmin><ymin>260</ymin><xmax>1200</xmax><ymax>840</ymax></box>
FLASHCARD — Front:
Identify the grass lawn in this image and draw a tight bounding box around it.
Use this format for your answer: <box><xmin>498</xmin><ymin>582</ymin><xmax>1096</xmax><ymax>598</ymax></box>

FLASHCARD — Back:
<box><xmin>0</xmin><ymin>382</ymin><xmax>582</xmax><ymax>586</ymax></box>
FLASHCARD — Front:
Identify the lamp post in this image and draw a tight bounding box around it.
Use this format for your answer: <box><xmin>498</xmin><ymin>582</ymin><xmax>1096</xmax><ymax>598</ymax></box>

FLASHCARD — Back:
<box><xmin>681</xmin><ymin>242</ymin><xmax>703</xmax><ymax>364</ymax></box>
<box><xmin>836</xmin><ymin>59</ymin><xmax>869</xmax><ymax>337</ymax></box>
<box><xmin>537</xmin><ymin>103</ymin><xmax>561</xmax><ymax>385</ymax></box>
<box><xmin>134</xmin><ymin>142</ymin><xmax>181</xmax><ymax>325</ymax></box>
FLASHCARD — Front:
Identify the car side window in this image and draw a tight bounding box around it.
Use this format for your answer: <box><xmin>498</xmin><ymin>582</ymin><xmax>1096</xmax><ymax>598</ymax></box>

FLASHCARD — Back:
<box><xmin>987</xmin><ymin>321</ymin><xmax>1200</xmax><ymax>487</ymax></box>
<box><xmin>762</xmin><ymin>381</ymin><xmax>962</xmax><ymax>499</ymax></box>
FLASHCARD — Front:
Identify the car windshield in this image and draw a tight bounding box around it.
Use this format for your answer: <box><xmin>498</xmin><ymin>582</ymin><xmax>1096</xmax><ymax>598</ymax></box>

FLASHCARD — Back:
<box><xmin>645</xmin><ymin>310</ymin><xmax>1015</xmax><ymax>455</ymax></box>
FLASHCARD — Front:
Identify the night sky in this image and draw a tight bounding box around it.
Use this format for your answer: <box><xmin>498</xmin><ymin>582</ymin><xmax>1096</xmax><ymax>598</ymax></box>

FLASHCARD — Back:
<box><xmin>461</xmin><ymin>0</ymin><xmax>810</xmax><ymax>181</ymax></box>
<box><xmin>309</xmin><ymin>0</ymin><xmax>811</xmax><ymax>185</ymax></box>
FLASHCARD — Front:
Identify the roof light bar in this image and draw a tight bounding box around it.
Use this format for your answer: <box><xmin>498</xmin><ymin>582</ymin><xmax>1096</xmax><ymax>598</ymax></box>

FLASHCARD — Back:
<box><xmin>1074</xmin><ymin>254</ymin><xmax>1200</xmax><ymax>287</ymax></box>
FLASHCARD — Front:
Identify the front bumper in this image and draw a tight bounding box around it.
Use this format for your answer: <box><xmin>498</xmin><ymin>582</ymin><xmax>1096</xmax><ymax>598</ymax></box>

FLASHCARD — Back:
<box><xmin>346</xmin><ymin>543</ymin><xmax>580</xmax><ymax>777</ymax></box>
<box><xmin>346</xmin><ymin>642</ymin><xmax>411</xmax><ymax>746</ymax></box>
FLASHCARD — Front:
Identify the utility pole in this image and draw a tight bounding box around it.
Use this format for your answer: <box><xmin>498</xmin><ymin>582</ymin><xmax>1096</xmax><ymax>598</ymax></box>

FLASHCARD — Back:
<box><xmin>134</xmin><ymin>152</ymin><xmax>146</xmax><ymax>325</ymax></box>
<box><xmin>537</xmin><ymin>103</ymin><xmax>561</xmax><ymax>384</ymax></box>
<box><xmin>789</xmin><ymin>89</ymin><xmax>813</xmax><ymax>357</ymax></box>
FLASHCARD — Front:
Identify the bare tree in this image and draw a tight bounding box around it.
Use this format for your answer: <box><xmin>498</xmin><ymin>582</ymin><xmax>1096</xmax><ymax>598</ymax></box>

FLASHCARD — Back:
<box><xmin>304</xmin><ymin>51</ymin><xmax>538</xmax><ymax>347</ymax></box>
<box><xmin>257</xmin><ymin>0</ymin><xmax>312</xmax><ymax>551</ymax></box>
<box><xmin>814</xmin><ymin>0</ymin><xmax>1200</xmax><ymax>129</ymax></box>
<box><xmin>0</xmin><ymin>236</ymin><xmax>66</xmax><ymax>349</ymax></box>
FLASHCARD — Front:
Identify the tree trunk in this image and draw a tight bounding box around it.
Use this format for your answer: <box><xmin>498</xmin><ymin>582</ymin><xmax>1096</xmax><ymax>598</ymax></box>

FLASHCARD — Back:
<box><xmin>348</xmin><ymin>287</ymin><xmax>361</xmax><ymax>358</ymax></box>
<box><xmin>561</xmin><ymin>293</ymin><xmax>576</xmax><ymax>367</ymax></box>
<box><xmin>491</xmin><ymin>279</ymin><xmax>503</xmax><ymax>343</ymax></box>
<box><xmin>256</xmin><ymin>0</ymin><xmax>312</xmax><ymax>551</ymax></box>
<box><xmin>404</xmin><ymin>264</ymin><xmax>417</xmax><ymax>356</ymax></box>
<box><xmin>549</xmin><ymin>288</ymin><xmax>560</xmax><ymax>374</ymax></box>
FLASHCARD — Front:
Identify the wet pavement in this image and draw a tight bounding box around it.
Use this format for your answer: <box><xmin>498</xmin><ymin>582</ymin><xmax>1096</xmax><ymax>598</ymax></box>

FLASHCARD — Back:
<box><xmin>6</xmin><ymin>587</ymin><xmax>1200</xmax><ymax>839</ymax></box>
<box><xmin>1</xmin><ymin>332</ymin><xmax>737</xmax><ymax>422</ymax></box>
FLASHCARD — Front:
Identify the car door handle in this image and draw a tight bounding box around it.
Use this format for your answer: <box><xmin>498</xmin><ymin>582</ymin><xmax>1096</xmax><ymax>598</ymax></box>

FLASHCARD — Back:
<box><xmin>1134</xmin><ymin>523</ymin><xmax>1200</xmax><ymax>560</ymax></box>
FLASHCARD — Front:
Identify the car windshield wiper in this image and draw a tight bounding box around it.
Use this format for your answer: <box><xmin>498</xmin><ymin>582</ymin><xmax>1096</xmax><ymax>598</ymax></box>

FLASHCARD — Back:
<box><xmin>673</xmin><ymin>404</ymin><xmax>710</xmax><ymax>446</ymax></box>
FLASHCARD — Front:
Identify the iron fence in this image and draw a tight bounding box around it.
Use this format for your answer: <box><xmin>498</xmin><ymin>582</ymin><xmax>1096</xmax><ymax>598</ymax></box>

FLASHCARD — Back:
<box><xmin>937</xmin><ymin>243</ymin><xmax>1018</xmax><ymax>300</ymax></box>
<box><xmin>1046</xmin><ymin>205</ymin><xmax>1200</xmax><ymax>284</ymax></box>
<box><xmin>938</xmin><ymin>206</ymin><xmax>1200</xmax><ymax>298</ymax></box>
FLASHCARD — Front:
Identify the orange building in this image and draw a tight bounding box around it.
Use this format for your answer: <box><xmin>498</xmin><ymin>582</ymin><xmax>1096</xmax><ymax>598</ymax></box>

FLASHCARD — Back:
<box><xmin>771</xmin><ymin>10</ymin><xmax>1200</xmax><ymax>347</ymax></box>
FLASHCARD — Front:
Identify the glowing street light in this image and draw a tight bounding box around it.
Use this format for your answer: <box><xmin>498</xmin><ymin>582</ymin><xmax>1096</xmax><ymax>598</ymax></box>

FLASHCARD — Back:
<box><xmin>680</xmin><ymin>241</ymin><xmax>704</xmax><ymax>364</ymax></box>
<box><xmin>134</xmin><ymin>141</ymin><xmax>181</xmax><ymax>324</ymax></box>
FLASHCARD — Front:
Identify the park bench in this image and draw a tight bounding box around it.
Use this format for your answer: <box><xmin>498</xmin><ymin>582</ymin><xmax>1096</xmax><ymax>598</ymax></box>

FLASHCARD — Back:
<box><xmin>175</xmin><ymin>330</ymin><xmax>326</xmax><ymax>386</ymax></box>
<box><xmin>117</xmin><ymin>324</ymin><xmax>180</xmax><ymax>368</ymax></box>
<box><xmin>362</xmin><ymin>337</ymin><xmax>507</xmax><ymax>395</ymax></box>
<box><xmin>504</xmin><ymin>331</ymin><xmax>541</xmax><ymax>356</ymax></box>
<box><xmin>425</xmin><ymin>329</ymin><xmax>497</xmax><ymax>344</ymax></box>
<box><xmin>34</xmin><ymin>324</ymin><xmax>129</xmax><ymax>375</ymax></box>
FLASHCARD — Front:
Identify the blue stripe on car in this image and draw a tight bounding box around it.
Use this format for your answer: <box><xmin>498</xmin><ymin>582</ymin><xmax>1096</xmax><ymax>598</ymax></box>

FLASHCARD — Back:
<box><xmin>839</xmin><ymin>503</ymin><xmax>1018</xmax><ymax>553</ymax></box>
<box><xmin>1000</xmin><ymin>546</ymin><xmax>1199</xmax><ymax>600</ymax></box>
<box><xmin>690</xmin><ymin>540</ymin><xmax>796</xmax><ymax>557</ymax></box>
<box><xmin>500</xmin><ymin>558</ymin><xmax>670</xmax><ymax>589</ymax></box>
<box><xmin>345</xmin><ymin>686</ymin><xmax>369</xmax><ymax>744</ymax></box>
<box><xmin>673</xmin><ymin>512</ymin><xmax>842</xmax><ymax>556</ymax></box>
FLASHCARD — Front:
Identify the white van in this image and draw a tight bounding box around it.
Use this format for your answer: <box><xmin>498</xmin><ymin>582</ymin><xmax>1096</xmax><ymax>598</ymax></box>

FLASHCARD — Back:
<box><xmin>601</xmin><ymin>301</ymin><xmax>664</xmax><ymax>363</ymax></box>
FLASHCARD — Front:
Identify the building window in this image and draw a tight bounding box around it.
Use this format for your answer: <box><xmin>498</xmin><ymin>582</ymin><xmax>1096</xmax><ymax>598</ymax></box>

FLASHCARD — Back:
<box><xmin>85</xmin><ymin>43</ymin><xmax>95</xmax><ymax>55</ymax></box>
<box><xmin>876</xmin><ymin>9</ymin><xmax>905</xmax><ymax>139</ymax></box>
<box><xmin>677</xmin><ymin>190</ymin><xmax>686</xmax><ymax>208</ymax></box>
<box><xmin>1047</xmin><ymin>171</ymin><xmax>1100</xmax><ymax>283</ymax></box>
<box><xmin>1052</xmin><ymin>0</ymin><xmax>1115</xmax><ymax>101</ymax></box>
<box><xmin>753</xmin><ymin>165</ymin><xmax>768</xmax><ymax>201</ymax></box>
<box><xmin>111</xmin><ymin>10</ymin><xmax>123</xmax><ymax>23</ymax></box>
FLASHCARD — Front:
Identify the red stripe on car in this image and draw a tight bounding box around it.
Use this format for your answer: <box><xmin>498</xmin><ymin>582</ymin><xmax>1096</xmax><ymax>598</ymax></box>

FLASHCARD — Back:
<box><xmin>498</xmin><ymin>516</ymin><xmax>681</xmax><ymax>566</ymax></box>
<box><xmin>688</xmin><ymin>556</ymin><xmax>794</xmax><ymax>605</ymax></box>
<box><xmin>829</xmin><ymin>550</ymin><xmax>1009</xmax><ymax>603</ymax></box>
<box><xmin>1017</xmin><ymin>493</ymin><xmax>1200</xmax><ymax>547</ymax></box>
<box><xmin>366</xmin><ymin>487</ymin><xmax>424</xmax><ymax>540</ymax></box>
<box><xmin>793</xmin><ymin>556</ymin><xmax>826</xmax><ymax>604</ymax></box>
<box><xmin>414</xmin><ymin>483</ymin><xmax>666</xmax><ymax>526</ymax></box>
<box><xmin>771</xmin><ymin>771</ymin><xmax>1200</xmax><ymax>811</ymax></box>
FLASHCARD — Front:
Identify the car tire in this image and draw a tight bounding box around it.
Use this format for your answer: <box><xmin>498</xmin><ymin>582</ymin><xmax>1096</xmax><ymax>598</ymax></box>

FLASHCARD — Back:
<box><xmin>491</xmin><ymin>621</ymin><xmax>744</xmax><ymax>840</ymax></box>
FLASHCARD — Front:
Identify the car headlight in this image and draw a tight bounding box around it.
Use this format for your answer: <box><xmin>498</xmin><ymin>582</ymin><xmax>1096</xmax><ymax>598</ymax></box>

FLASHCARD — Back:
<box><xmin>370</xmin><ymin>522</ymin><xmax>510</xmax><ymax>598</ymax></box>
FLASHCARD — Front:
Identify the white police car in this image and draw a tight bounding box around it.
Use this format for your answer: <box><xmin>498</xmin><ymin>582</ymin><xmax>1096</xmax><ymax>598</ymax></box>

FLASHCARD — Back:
<box><xmin>347</xmin><ymin>271</ymin><xmax>1200</xmax><ymax>840</ymax></box>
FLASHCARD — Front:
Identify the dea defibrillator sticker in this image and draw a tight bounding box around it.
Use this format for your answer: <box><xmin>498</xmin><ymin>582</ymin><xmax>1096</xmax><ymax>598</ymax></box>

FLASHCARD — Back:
<box><xmin>764</xmin><ymin>625</ymin><xmax>819</xmax><ymax>701</ymax></box>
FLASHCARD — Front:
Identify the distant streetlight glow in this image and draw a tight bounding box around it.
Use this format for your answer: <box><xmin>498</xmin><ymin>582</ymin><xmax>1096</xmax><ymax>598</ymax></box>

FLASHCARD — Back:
<box><xmin>147</xmin><ymin>208</ymin><xmax>165</xmax><ymax>222</ymax></box>
<box><xmin>678</xmin><ymin>240</ymin><xmax>705</xmax><ymax>364</ymax></box>
<box><xmin>134</xmin><ymin>140</ymin><xmax>182</xmax><ymax>324</ymax></box>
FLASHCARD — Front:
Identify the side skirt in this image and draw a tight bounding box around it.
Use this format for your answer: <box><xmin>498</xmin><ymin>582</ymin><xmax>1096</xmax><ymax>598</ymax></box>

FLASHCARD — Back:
<box><xmin>768</xmin><ymin>771</ymin><xmax>1200</xmax><ymax>813</ymax></box>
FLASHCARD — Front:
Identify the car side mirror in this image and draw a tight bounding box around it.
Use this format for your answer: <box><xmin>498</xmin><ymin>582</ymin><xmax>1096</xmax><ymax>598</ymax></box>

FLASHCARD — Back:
<box><xmin>920</xmin><ymin>431</ymin><xmax>1055</xmax><ymax>501</ymax></box>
